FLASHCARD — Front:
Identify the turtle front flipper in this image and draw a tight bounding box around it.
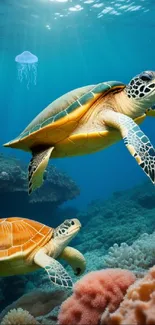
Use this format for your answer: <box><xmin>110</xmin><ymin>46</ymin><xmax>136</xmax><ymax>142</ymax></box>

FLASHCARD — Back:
<box><xmin>59</xmin><ymin>246</ymin><xmax>86</xmax><ymax>276</ymax></box>
<box><xmin>146</xmin><ymin>104</ymin><xmax>155</xmax><ymax>116</ymax></box>
<box><xmin>34</xmin><ymin>249</ymin><xmax>73</xmax><ymax>288</ymax></box>
<box><xmin>102</xmin><ymin>110</ymin><xmax>155</xmax><ymax>184</ymax></box>
<box><xmin>28</xmin><ymin>147</ymin><xmax>54</xmax><ymax>194</ymax></box>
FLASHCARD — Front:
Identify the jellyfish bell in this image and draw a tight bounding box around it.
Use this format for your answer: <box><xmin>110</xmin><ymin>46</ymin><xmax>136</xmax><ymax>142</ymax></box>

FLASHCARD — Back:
<box><xmin>15</xmin><ymin>51</ymin><xmax>38</xmax><ymax>88</ymax></box>
<box><xmin>15</xmin><ymin>51</ymin><xmax>38</xmax><ymax>64</ymax></box>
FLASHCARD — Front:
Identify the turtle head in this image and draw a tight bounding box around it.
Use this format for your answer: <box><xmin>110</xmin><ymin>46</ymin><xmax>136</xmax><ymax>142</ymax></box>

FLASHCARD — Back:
<box><xmin>53</xmin><ymin>219</ymin><xmax>81</xmax><ymax>249</ymax></box>
<box><xmin>126</xmin><ymin>71</ymin><xmax>155</xmax><ymax>109</ymax></box>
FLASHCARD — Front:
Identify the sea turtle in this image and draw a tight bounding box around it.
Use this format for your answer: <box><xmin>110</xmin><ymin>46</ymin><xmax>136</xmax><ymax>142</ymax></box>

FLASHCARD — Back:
<box><xmin>0</xmin><ymin>217</ymin><xmax>86</xmax><ymax>288</ymax></box>
<box><xmin>4</xmin><ymin>70</ymin><xmax>155</xmax><ymax>194</ymax></box>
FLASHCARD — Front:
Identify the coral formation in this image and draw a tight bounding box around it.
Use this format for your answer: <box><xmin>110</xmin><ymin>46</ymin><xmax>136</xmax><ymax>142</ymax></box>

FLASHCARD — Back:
<box><xmin>103</xmin><ymin>232</ymin><xmax>155</xmax><ymax>272</ymax></box>
<box><xmin>74</xmin><ymin>180</ymin><xmax>155</xmax><ymax>271</ymax></box>
<box><xmin>0</xmin><ymin>289</ymin><xmax>67</xmax><ymax>322</ymax></box>
<box><xmin>1</xmin><ymin>308</ymin><xmax>39</xmax><ymax>325</ymax></box>
<box><xmin>0</xmin><ymin>154</ymin><xmax>79</xmax><ymax>221</ymax></box>
<box><xmin>101</xmin><ymin>265</ymin><xmax>155</xmax><ymax>325</ymax></box>
<box><xmin>58</xmin><ymin>268</ymin><xmax>136</xmax><ymax>325</ymax></box>
<box><xmin>1</xmin><ymin>266</ymin><xmax>155</xmax><ymax>325</ymax></box>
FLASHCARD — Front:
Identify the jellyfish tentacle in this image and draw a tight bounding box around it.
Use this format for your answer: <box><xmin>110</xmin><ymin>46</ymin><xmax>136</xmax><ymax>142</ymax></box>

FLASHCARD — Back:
<box><xmin>15</xmin><ymin>51</ymin><xmax>38</xmax><ymax>88</ymax></box>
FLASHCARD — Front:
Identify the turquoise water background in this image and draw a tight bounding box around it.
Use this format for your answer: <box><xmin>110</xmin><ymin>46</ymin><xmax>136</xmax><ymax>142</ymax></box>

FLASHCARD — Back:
<box><xmin>0</xmin><ymin>0</ymin><xmax>155</xmax><ymax>209</ymax></box>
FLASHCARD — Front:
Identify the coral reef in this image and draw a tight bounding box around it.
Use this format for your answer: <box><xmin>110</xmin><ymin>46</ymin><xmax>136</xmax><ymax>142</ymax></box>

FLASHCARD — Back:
<box><xmin>1</xmin><ymin>179</ymin><xmax>155</xmax><ymax>310</ymax></box>
<box><xmin>0</xmin><ymin>289</ymin><xmax>67</xmax><ymax>322</ymax></box>
<box><xmin>0</xmin><ymin>153</ymin><xmax>79</xmax><ymax>221</ymax></box>
<box><xmin>75</xmin><ymin>180</ymin><xmax>155</xmax><ymax>269</ymax></box>
<box><xmin>1</xmin><ymin>266</ymin><xmax>155</xmax><ymax>325</ymax></box>
<box><xmin>1</xmin><ymin>178</ymin><xmax>155</xmax><ymax>315</ymax></box>
<box><xmin>101</xmin><ymin>265</ymin><xmax>155</xmax><ymax>325</ymax></box>
<box><xmin>58</xmin><ymin>268</ymin><xmax>136</xmax><ymax>325</ymax></box>
<box><xmin>103</xmin><ymin>232</ymin><xmax>155</xmax><ymax>272</ymax></box>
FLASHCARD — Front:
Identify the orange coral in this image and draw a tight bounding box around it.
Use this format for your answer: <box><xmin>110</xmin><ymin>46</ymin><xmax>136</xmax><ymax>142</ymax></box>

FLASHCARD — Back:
<box><xmin>101</xmin><ymin>266</ymin><xmax>155</xmax><ymax>325</ymax></box>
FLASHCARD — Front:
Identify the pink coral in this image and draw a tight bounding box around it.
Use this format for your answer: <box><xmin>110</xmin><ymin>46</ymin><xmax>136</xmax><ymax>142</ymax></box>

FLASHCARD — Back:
<box><xmin>101</xmin><ymin>265</ymin><xmax>155</xmax><ymax>325</ymax></box>
<box><xmin>58</xmin><ymin>268</ymin><xmax>136</xmax><ymax>325</ymax></box>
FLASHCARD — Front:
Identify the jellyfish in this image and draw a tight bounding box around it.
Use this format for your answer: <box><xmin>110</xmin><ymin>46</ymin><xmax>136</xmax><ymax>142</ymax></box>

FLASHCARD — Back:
<box><xmin>15</xmin><ymin>51</ymin><xmax>38</xmax><ymax>88</ymax></box>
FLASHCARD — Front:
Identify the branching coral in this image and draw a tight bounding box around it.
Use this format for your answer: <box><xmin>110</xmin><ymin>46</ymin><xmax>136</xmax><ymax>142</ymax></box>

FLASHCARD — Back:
<box><xmin>58</xmin><ymin>268</ymin><xmax>136</xmax><ymax>325</ymax></box>
<box><xmin>103</xmin><ymin>232</ymin><xmax>155</xmax><ymax>272</ymax></box>
<box><xmin>101</xmin><ymin>265</ymin><xmax>155</xmax><ymax>325</ymax></box>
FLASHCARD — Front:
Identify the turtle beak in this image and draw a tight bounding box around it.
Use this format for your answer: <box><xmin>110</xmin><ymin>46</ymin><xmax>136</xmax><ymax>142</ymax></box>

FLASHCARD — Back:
<box><xmin>72</xmin><ymin>219</ymin><xmax>82</xmax><ymax>230</ymax></box>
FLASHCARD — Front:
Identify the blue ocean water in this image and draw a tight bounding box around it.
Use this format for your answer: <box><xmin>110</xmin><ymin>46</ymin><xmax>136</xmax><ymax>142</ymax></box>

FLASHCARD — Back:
<box><xmin>0</xmin><ymin>0</ymin><xmax>155</xmax><ymax>210</ymax></box>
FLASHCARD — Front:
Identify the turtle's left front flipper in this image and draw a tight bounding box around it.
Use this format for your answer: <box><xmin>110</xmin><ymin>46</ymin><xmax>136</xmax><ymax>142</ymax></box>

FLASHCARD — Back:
<box><xmin>28</xmin><ymin>147</ymin><xmax>54</xmax><ymax>195</ymax></box>
<box><xmin>34</xmin><ymin>249</ymin><xmax>73</xmax><ymax>288</ymax></box>
<box><xmin>103</xmin><ymin>110</ymin><xmax>155</xmax><ymax>184</ymax></box>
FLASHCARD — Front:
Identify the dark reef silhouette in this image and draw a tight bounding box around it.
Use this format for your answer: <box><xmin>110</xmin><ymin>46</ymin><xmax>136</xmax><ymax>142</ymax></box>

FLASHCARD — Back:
<box><xmin>0</xmin><ymin>153</ymin><xmax>80</xmax><ymax>224</ymax></box>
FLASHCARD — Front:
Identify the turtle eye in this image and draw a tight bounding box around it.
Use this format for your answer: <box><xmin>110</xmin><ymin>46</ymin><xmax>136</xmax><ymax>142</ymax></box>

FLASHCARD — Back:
<box><xmin>140</xmin><ymin>73</ymin><xmax>152</xmax><ymax>82</ymax></box>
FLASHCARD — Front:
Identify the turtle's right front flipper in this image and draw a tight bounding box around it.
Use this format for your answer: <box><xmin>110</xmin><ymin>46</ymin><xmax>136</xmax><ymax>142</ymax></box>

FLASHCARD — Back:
<box><xmin>102</xmin><ymin>110</ymin><xmax>155</xmax><ymax>184</ymax></box>
<box><xmin>34</xmin><ymin>249</ymin><xmax>73</xmax><ymax>288</ymax></box>
<box><xmin>28</xmin><ymin>147</ymin><xmax>54</xmax><ymax>194</ymax></box>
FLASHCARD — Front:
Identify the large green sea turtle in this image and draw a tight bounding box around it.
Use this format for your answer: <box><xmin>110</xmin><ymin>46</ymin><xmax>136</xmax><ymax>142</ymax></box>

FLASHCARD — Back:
<box><xmin>0</xmin><ymin>217</ymin><xmax>86</xmax><ymax>288</ymax></box>
<box><xmin>4</xmin><ymin>70</ymin><xmax>155</xmax><ymax>193</ymax></box>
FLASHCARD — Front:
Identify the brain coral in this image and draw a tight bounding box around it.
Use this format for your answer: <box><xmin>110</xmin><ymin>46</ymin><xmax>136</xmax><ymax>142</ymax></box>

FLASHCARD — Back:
<box><xmin>58</xmin><ymin>268</ymin><xmax>136</xmax><ymax>325</ymax></box>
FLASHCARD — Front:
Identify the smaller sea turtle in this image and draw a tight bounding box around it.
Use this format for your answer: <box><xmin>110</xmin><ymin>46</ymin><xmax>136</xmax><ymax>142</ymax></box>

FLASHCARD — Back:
<box><xmin>0</xmin><ymin>217</ymin><xmax>86</xmax><ymax>288</ymax></box>
<box><xmin>4</xmin><ymin>70</ymin><xmax>155</xmax><ymax>193</ymax></box>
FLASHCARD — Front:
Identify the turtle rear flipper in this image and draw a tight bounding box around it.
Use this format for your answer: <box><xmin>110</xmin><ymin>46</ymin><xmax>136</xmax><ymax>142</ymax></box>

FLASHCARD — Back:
<box><xmin>34</xmin><ymin>249</ymin><xmax>73</xmax><ymax>288</ymax></box>
<box><xmin>28</xmin><ymin>147</ymin><xmax>54</xmax><ymax>194</ymax></box>
<box><xmin>102</xmin><ymin>109</ymin><xmax>155</xmax><ymax>184</ymax></box>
